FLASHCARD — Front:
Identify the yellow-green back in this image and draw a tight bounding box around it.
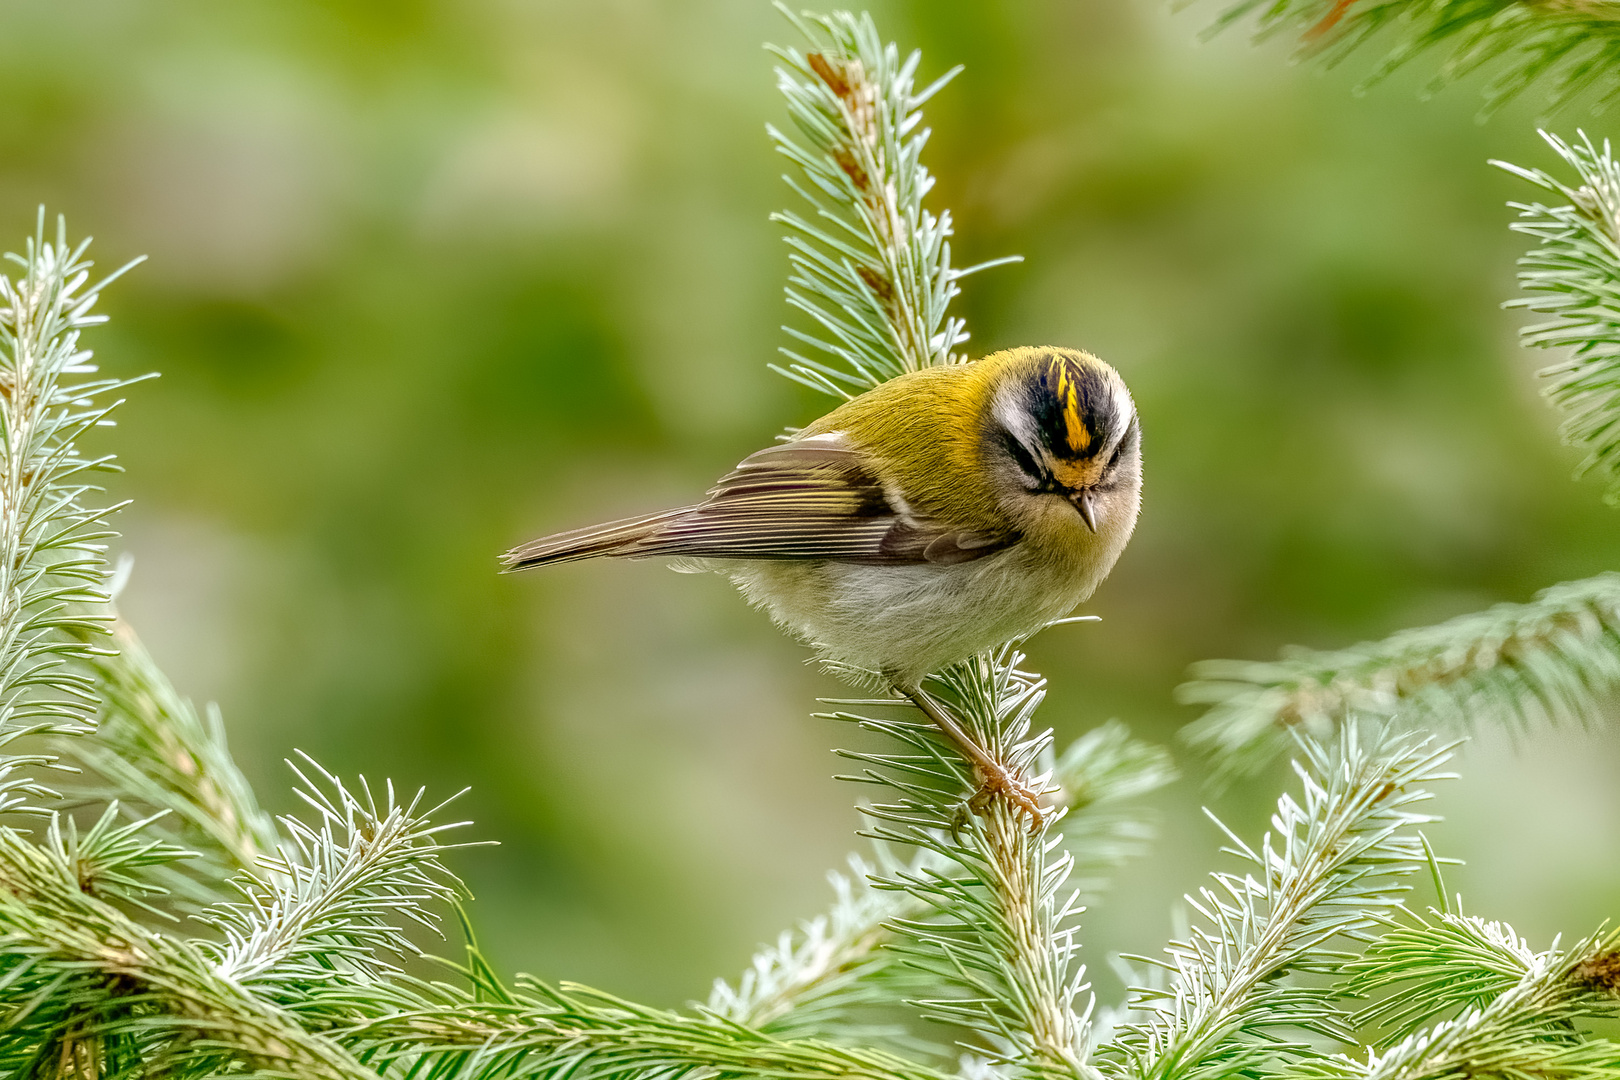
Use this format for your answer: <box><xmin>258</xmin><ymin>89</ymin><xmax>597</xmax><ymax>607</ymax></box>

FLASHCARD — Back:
<box><xmin>800</xmin><ymin>348</ymin><xmax>1036</xmax><ymax>533</ymax></box>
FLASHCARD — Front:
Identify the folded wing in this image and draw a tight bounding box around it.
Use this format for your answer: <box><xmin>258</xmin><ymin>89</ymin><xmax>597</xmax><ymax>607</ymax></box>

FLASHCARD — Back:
<box><xmin>502</xmin><ymin>435</ymin><xmax>1016</xmax><ymax>570</ymax></box>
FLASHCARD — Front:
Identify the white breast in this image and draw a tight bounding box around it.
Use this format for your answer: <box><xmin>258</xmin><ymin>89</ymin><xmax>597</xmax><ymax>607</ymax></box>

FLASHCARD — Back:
<box><xmin>719</xmin><ymin>533</ymin><xmax>1112</xmax><ymax>687</ymax></box>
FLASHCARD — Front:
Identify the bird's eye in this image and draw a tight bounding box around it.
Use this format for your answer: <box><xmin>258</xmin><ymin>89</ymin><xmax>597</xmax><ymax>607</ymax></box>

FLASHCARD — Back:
<box><xmin>998</xmin><ymin>430</ymin><xmax>1050</xmax><ymax>490</ymax></box>
<box><xmin>1104</xmin><ymin>416</ymin><xmax>1139</xmax><ymax>473</ymax></box>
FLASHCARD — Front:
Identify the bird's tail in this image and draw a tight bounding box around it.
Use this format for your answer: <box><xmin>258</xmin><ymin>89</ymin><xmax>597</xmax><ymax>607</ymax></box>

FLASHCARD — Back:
<box><xmin>500</xmin><ymin>507</ymin><xmax>692</xmax><ymax>571</ymax></box>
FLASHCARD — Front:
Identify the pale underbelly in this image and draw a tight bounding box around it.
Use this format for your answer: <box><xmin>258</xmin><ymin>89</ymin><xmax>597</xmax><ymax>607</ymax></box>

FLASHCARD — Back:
<box><xmin>718</xmin><ymin>546</ymin><xmax>1095</xmax><ymax>684</ymax></box>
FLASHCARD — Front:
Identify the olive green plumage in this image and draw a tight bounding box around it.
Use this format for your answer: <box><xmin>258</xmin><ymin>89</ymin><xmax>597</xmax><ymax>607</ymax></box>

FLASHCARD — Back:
<box><xmin>503</xmin><ymin>343</ymin><xmax>1141</xmax><ymax>669</ymax></box>
<box><xmin>504</xmin><ymin>344</ymin><xmax>1142</xmax><ymax>820</ymax></box>
<box><xmin>796</xmin><ymin>346</ymin><xmax>1124</xmax><ymax>539</ymax></box>
<box><xmin>797</xmin><ymin>353</ymin><xmax>1010</xmax><ymax>535</ymax></box>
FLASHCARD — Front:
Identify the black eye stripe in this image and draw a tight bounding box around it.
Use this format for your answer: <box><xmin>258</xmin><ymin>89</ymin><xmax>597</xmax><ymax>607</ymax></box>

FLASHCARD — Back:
<box><xmin>998</xmin><ymin>430</ymin><xmax>1074</xmax><ymax>497</ymax></box>
<box><xmin>999</xmin><ymin>429</ymin><xmax>1048</xmax><ymax>488</ymax></box>
<box><xmin>1105</xmin><ymin>416</ymin><xmax>1139</xmax><ymax>470</ymax></box>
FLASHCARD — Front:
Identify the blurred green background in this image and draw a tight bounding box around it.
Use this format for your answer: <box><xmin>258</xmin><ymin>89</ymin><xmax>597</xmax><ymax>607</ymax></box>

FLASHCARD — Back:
<box><xmin>7</xmin><ymin>0</ymin><xmax>1618</xmax><ymax>1008</ymax></box>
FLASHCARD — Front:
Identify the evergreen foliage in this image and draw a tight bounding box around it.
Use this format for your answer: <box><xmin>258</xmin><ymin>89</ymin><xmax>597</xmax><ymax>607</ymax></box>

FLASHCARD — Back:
<box><xmin>0</xmin><ymin>216</ymin><xmax>141</xmax><ymax>815</ymax></box>
<box><xmin>766</xmin><ymin>5</ymin><xmax>1017</xmax><ymax>395</ymax></box>
<box><xmin>1210</xmin><ymin>0</ymin><xmax>1620</xmax><ymax>113</ymax></box>
<box><xmin>2</xmin><ymin>5</ymin><xmax>1618</xmax><ymax>1080</ymax></box>
<box><xmin>1180</xmin><ymin>131</ymin><xmax>1620</xmax><ymax>777</ymax></box>
<box><xmin>1309</xmin><ymin>911</ymin><xmax>1620</xmax><ymax>1080</ymax></box>
<box><xmin>1180</xmin><ymin>573</ymin><xmax>1620</xmax><ymax>777</ymax></box>
<box><xmin>54</xmin><ymin>616</ymin><xmax>280</xmax><ymax>899</ymax></box>
<box><xmin>1106</xmin><ymin>727</ymin><xmax>1455</xmax><ymax>1080</ymax></box>
<box><xmin>1501</xmin><ymin>131</ymin><xmax>1620</xmax><ymax>503</ymax></box>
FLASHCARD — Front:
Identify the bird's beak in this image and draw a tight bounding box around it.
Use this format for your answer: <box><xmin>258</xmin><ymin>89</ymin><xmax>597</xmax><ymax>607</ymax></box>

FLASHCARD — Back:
<box><xmin>1072</xmin><ymin>489</ymin><xmax>1098</xmax><ymax>533</ymax></box>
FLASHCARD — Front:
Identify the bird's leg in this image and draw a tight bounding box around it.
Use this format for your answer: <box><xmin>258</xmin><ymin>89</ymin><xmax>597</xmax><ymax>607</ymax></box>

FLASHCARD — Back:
<box><xmin>894</xmin><ymin>682</ymin><xmax>1046</xmax><ymax>827</ymax></box>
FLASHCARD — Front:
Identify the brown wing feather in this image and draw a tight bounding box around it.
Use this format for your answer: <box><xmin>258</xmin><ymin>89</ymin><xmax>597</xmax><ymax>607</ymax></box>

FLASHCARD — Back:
<box><xmin>503</xmin><ymin>436</ymin><xmax>1018</xmax><ymax>569</ymax></box>
<box><xmin>500</xmin><ymin>508</ymin><xmax>690</xmax><ymax>570</ymax></box>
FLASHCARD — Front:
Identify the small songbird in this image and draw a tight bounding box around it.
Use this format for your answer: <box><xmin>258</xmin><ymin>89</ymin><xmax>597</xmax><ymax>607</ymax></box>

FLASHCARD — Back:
<box><xmin>503</xmin><ymin>346</ymin><xmax>1143</xmax><ymax>817</ymax></box>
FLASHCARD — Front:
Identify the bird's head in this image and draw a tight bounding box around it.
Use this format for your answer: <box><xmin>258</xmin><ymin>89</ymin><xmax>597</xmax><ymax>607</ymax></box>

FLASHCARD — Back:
<box><xmin>985</xmin><ymin>348</ymin><xmax>1142</xmax><ymax>537</ymax></box>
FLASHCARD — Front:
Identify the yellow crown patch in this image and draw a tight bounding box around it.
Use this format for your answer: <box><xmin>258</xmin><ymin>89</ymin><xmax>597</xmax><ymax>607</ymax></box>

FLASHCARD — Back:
<box><xmin>1053</xmin><ymin>361</ymin><xmax>1090</xmax><ymax>454</ymax></box>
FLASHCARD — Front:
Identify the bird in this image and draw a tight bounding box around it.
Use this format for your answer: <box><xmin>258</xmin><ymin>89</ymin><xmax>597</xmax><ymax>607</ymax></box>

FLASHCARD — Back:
<box><xmin>502</xmin><ymin>346</ymin><xmax>1143</xmax><ymax>820</ymax></box>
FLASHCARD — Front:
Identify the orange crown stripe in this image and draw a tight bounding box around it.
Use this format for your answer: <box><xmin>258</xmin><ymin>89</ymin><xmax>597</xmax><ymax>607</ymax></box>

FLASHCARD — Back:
<box><xmin>1054</xmin><ymin>363</ymin><xmax>1090</xmax><ymax>453</ymax></box>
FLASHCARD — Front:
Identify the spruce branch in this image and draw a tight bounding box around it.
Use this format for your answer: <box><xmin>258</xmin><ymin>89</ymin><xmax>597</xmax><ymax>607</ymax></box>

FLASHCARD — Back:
<box><xmin>339</xmin><ymin>973</ymin><xmax>957</xmax><ymax>1080</ymax></box>
<box><xmin>0</xmin><ymin>825</ymin><xmax>377</xmax><ymax>1080</ymax></box>
<box><xmin>0</xmin><ymin>754</ymin><xmax>470</xmax><ymax>1075</ymax></box>
<box><xmin>708</xmin><ymin>850</ymin><xmax>918</xmax><ymax>1043</ymax></box>
<box><xmin>709</xmin><ymin>723</ymin><xmax>1173</xmax><ymax>1049</ymax></box>
<box><xmin>823</xmin><ymin>651</ymin><xmax>1095</xmax><ymax>1078</ymax></box>
<box><xmin>1314</xmin><ymin>1033</ymin><xmax>1620</xmax><ymax>1080</ymax></box>
<box><xmin>0</xmin><ymin>211</ymin><xmax>144</xmax><ymax>812</ymax></box>
<box><xmin>1179</xmin><ymin>573</ymin><xmax>1620</xmax><ymax>777</ymax></box>
<box><xmin>1100</xmin><ymin>726</ymin><xmax>1455</xmax><ymax>1080</ymax></box>
<box><xmin>1297</xmin><ymin>914</ymin><xmax>1620</xmax><ymax>1080</ymax></box>
<box><xmin>1207</xmin><ymin>0</ymin><xmax>1620</xmax><ymax>113</ymax></box>
<box><xmin>35</xmin><ymin>803</ymin><xmax>194</xmax><ymax>918</ymax></box>
<box><xmin>768</xmin><ymin>5</ymin><xmax>1017</xmax><ymax>398</ymax></box>
<box><xmin>1348</xmin><ymin>910</ymin><xmax>1620</xmax><ymax>1041</ymax></box>
<box><xmin>55</xmin><ymin>613</ymin><xmax>281</xmax><ymax>892</ymax></box>
<box><xmin>203</xmin><ymin>753</ymin><xmax>473</xmax><ymax>1009</ymax></box>
<box><xmin>1498</xmin><ymin>130</ymin><xmax>1620</xmax><ymax>506</ymax></box>
<box><xmin>1180</xmin><ymin>133</ymin><xmax>1620</xmax><ymax>778</ymax></box>
<box><xmin>764</xmin><ymin>12</ymin><xmax>1094</xmax><ymax>1075</ymax></box>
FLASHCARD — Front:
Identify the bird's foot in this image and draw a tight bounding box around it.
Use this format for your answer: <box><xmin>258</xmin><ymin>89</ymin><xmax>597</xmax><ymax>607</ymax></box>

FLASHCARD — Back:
<box><xmin>967</xmin><ymin>761</ymin><xmax>1048</xmax><ymax>829</ymax></box>
<box><xmin>891</xmin><ymin>680</ymin><xmax>1050</xmax><ymax>831</ymax></box>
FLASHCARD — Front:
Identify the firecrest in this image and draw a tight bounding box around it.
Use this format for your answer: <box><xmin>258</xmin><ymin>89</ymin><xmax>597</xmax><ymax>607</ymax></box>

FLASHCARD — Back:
<box><xmin>503</xmin><ymin>346</ymin><xmax>1143</xmax><ymax>818</ymax></box>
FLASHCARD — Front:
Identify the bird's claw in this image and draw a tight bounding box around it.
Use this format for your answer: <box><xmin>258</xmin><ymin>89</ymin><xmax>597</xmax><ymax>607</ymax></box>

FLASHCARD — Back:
<box><xmin>967</xmin><ymin>762</ymin><xmax>1047</xmax><ymax>830</ymax></box>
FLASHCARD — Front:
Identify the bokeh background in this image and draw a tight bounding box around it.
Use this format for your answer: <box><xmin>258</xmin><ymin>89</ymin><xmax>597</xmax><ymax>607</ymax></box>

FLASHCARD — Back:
<box><xmin>5</xmin><ymin>0</ymin><xmax>1618</xmax><ymax>1008</ymax></box>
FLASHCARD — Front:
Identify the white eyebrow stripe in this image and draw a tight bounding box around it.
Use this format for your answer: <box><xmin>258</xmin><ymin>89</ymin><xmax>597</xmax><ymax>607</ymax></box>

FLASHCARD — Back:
<box><xmin>1094</xmin><ymin>377</ymin><xmax>1137</xmax><ymax>459</ymax></box>
<box><xmin>992</xmin><ymin>385</ymin><xmax>1041</xmax><ymax>458</ymax></box>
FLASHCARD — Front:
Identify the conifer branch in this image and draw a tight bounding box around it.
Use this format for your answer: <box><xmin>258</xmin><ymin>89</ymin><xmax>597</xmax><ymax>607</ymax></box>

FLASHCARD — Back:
<box><xmin>35</xmin><ymin>803</ymin><xmax>193</xmax><ymax>917</ymax></box>
<box><xmin>1179</xmin><ymin>573</ymin><xmax>1620</xmax><ymax>777</ymax></box>
<box><xmin>204</xmin><ymin>754</ymin><xmax>472</xmax><ymax>1006</ymax></box>
<box><xmin>1299</xmin><ymin>913</ymin><xmax>1620</xmax><ymax>1080</ymax></box>
<box><xmin>766</xmin><ymin>15</ymin><xmax>1088</xmax><ymax>1077</ymax></box>
<box><xmin>710</xmin><ymin>723</ymin><xmax>1173</xmax><ymax>1049</ymax></box>
<box><xmin>1208</xmin><ymin>0</ymin><xmax>1620</xmax><ymax>113</ymax></box>
<box><xmin>708</xmin><ymin>850</ymin><xmax>916</xmax><ymax>1042</ymax></box>
<box><xmin>1180</xmin><ymin>132</ymin><xmax>1620</xmax><ymax>776</ymax></box>
<box><xmin>768</xmin><ymin>6</ymin><xmax>1017</xmax><ymax>398</ymax></box>
<box><xmin>824</xmin><ymin>652</ymin><xmax>1095</xmax><ymax>1078</ymax></box>
<box><xmin>0</xmin><ymin>756</ymin><xmax>468</xmax><ymax>1077</ymax></box>
<box><xmin>0</xmin><ymin>826</ymin><xmax>377</xmax><ymax>1079</ymax></box>
<box><xmin>340</xmin><ymin>974</ymin><xmax>956</xmax><ymax>1080</ymax></box>
<box><xmin>1324</xmin><ymin>1032</ymin><xmax>1620</xmax><ymax>1080</ymax></box>
<box><xmin>0</xmin><ymin>212</ymin><xmax>143</xmax><ymax>812</ymax></box>
<box><xmin>1499</xmin><ymin>130</ymin><xmax>1620</xmax><ymax>505</ymax></box>
<box><xmin>1100</xmin><ymin>727</ymin><xmax>1455</xmax><ymax>1080</ymax></box>
<box><xmin>55</xmin><ymin>615</ymin><xmax>280</xmax><ymax>890</ymax></box>
<box><xmin>1347</xmin><ymin>910</ymin><xmax>1620</xmax><ymax>1040</ymax></box>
